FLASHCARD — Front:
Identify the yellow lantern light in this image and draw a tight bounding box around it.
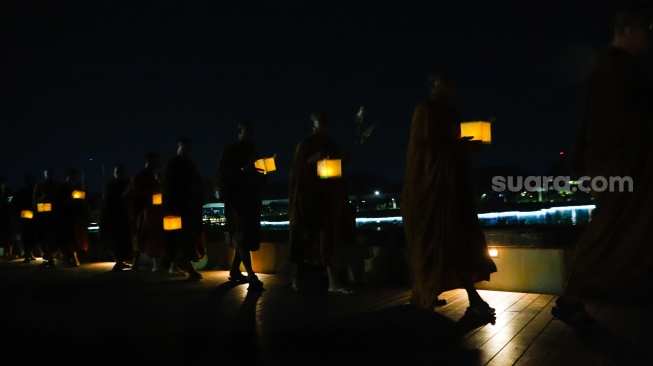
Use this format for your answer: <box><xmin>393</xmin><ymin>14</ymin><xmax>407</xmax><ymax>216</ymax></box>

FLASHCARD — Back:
<box><xmin>254</xmin><ymin>157</ymin><xmax>277</xmax><ymax>175</ymax></box>
<box><xmin>72</xmin><ymin>190</ymin><xmax>86</xmax><ymax>199</ymax></box>
<box><xmin>460</xmin><ymin>121</ymin><xmax>492</xmax><ymax>144</ymax></box>
<box><xmin>163</xmin><ymin>216</ymin><xmax>182</xmax><ymax>230</ymax></box>
<box><xmin>37</xmin><ymin>203</ymin><xmax>52</xmax><ymax>212</ymax></box>
<box><xmin>317</xmin><ymin>159</ymin><xmax>342</xmax><ymax>179</ymax></box>
<box><xmin>152</xmin><ymin>193</ymin><xmax>163</xmax><ymax>205</ymax></box>
<box><xmin>21</xmin><ymin>210</ymin><xmax>34</xmax><ymax>219</ymax></box>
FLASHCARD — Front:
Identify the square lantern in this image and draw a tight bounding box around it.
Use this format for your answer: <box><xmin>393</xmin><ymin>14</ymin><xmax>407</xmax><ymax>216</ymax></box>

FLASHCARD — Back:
<box><xmin>20</xmin><ymin>210</ymin><xmax>34</xmax><ymax>219</ymax></box>
<box><xmin>163</xmin><ymin>216</ymin><xmax>182</xmax><ymax>230</ymax></box>
<box><xmin>460</xmin><ymin>121</ymin><xmax>492</xmax><ymax>144</ymax></box>
<box><xmin>72</xmin><ymin>190</ymin><xmax>86</xmax><ymax>199</ymax></box>
<box><xmin>152</xmin><ymin>193</ymin><xmax>163</xmax><ymax>205</ymax></box>
<box><xmin>317</xmin><ymin>159</ymin><xmax>342</xmax><ymax>179</ymax></box>
<box><xmin>37</xmin><ymin>203</ymin><xmax>52</xmax><ymax>212</ymax></box>
<box><xmin>254</xmin><ymin>157</ymin><xmax>277</xmax><ymax>175</ymax></box>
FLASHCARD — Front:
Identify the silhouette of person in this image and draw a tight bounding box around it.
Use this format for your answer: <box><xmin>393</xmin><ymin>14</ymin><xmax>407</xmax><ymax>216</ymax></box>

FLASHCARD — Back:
<box><xmin>0</xmin><ymin>176</ymin><xmax>16</xmax><ymax>260</ymax></box>
<box><xmin>99</xmin><ymin>165</ymin><xmax>133</xmax><ymax>271</ymax></box>
<box><xmin>123</xmin><ymin>151</ymin><xmax>165</xmax><ymax>272</ymax></box>
<box><xmin>214</xmin><ymin>120</ymin><xmax>265</xmax><ymax>290</ymax></box>
<box><xmin>288</xmin><ymin>109</ymin><xmax>356</xmax><ymax>294</ymax></box>
<box><xmin>162</xmin><ymin>137</ymin><xmax>205</xmax><ymax>281</ymax></box>
<box><xmin>34</xmin><ymin>168</ymin><xmax>59</xmax><ymax>268</ymax></box>
<box><xmin>401</xmin><ymin>67</ymin><xmax>497</xmax><ymax>321</ymax></box>
<box><xmin>12</xmin><ymin>174</ymin><xmax>37</xmax><ymax>262</ymax></box>
<box><xmin>53</xmin><ymin>168</ymin><xmax>90</xmax><ymax>267</ymax></box>
<box><xmin>553</xmin><ymin>4</ymin><xmax>653</xmax><ymax>330</ymax></box>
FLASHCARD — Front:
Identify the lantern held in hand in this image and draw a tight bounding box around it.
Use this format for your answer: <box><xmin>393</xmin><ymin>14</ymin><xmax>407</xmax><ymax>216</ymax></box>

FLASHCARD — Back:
<box><xmin>163</xmin><ymin>216</ymin><xmax>182</xmax><ymax>230</ymax></box>
<box><xmin>254</xmin><ymin>157</ymin><xmax>276</xmax><ymax>175</ymax></box>
<box><xmin>72</xmin><ymin>190</ymin><xmax>86</xmax><ymax>199</ymax></box>
<box><xmin>21</xmin><ymin>210</ymin><xmax>34</xmax><ymax>219</ymax></box>
<box><xmin>37</xmin><ymin>203</ymin><xmax>52</xmax><ymax>212</ymax></box>
<box><xmin>152</xmin><ymin>193</ymin><xmax>163</xmax><ymax>205</ymax></box>
<box><xmin>460</xmin><ymin>121</ymin><xmax>492</xmax><ymax>144</ymax></box>
<box><xmin>317</xmin><ymin>159</ymin><xmax>342</xmax><ymax>179</ymax></box>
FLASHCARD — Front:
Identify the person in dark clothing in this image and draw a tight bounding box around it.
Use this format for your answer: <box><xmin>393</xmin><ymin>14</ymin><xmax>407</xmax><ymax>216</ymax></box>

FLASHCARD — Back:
<box><xmin>99</xmin><ymin>165</ymin><xmax>133</xmax><ymax>271</ymax></box>
<box><xmin>288</xmin><ymin>110</ymin><xmax>357</xmax><ymax>294</ymax></box>
<box><xmin>53</xmin><ymin>168</ymin><xmax>89</xmax><ymax>267</ymax></box>
<box><xmin>123</xmin><ymin>151</ymin><xmax>165</xmax><ymax>272</ymax></box>
<box><xmin>12</xmin><ymin>174</ymin><xmax>37</xmax><ymax>262</ymax></box>
<box><xmin>553</xmin><ymin>4</ymin><xmax>653</xmax><ymax>331</ymax></box>
<box><xmin>215</xmin><ymin>120</ymin><xmax>265</xmax><ymax>291</ymax></box>
<box><xmin>162</xmin><ymin>137</ymin><xmax>205</xmax><ymax>281</ymax></box>
<box><xmin>0</xmin><ymin>176</ymin><xmax>16</xmax><ymax>260</ymax></box>
<box><xmin>34</xmin><ymin>168</ymin><xmax>59</xmax><ymax>268</ymax></box>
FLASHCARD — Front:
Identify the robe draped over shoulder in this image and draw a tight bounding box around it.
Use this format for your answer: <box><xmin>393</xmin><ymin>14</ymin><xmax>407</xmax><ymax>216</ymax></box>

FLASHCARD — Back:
<box><xmin>288</xmin><ymin>133</ymin><xmax>356</xmax><ymax>270</ymax></box>
<box><xmin>402</xmin><ymin>97</ymin><xmax>496</xmax><ymax>309</ymax></box>
<box><xmin>567</xmin><ymin>46</ymin><xmax>653</xmax><ymax>287</ymax></box>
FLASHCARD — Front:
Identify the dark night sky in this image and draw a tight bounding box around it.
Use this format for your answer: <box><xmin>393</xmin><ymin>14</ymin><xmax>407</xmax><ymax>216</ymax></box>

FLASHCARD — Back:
<box><xmin>1</xmin><ymin>0</ymin><xmax>636</xmax><ymax>195</ymax></box>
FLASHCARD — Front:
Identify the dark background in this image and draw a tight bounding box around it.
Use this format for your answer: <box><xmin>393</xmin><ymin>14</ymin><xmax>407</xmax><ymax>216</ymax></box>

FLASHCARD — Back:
<box><xmin>2</xmin><ymin>0</ymin><xmax>643</xmax><ymax>198</ymax></box>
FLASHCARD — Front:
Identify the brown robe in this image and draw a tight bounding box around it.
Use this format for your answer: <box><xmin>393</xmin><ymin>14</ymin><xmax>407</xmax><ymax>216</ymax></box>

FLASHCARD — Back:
<box><xmin>567</xmin><ymin>46</ymin><xmax>653</xmax><ymax>288</ymax></box>
<box><xmin>288</xmin><ymin>132</ymin><xmax>356</xmax><ymax>270</ymax></box>
<box><xmin>123</xmin><ymin>167</ymin><xmax>165</xmax><ymax>258</ymax></box>
<box><xmin>402</xmin><ymin>96</ymin><xmax>496</xmax><ymax>309</ymax></box>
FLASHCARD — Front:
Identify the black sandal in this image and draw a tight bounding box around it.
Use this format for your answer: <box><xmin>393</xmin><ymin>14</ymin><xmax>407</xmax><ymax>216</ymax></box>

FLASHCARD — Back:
<box><xmin>228</xmin><ymin>273</ymin><xmax>248</xmax><ymax>283</ymax></box>
<box><xmin>466</xmin><ymin>301</ymin><xmax>496</xmax><ymax>318</ymax></box>
<box><xmin>551</xmin><ymin>300</ymin><xmax>599</xmax><ymax>331</ymax></box>
<box><xmin>458</xmin><ymin>301</ymin><xmax>496</xmax><ymax>329</ymax></box>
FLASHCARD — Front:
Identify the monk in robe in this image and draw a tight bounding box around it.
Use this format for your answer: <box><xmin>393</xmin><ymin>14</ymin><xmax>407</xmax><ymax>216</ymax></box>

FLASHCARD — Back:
<box><xmin>123</xmin><ymin>151</ymin><xmax>165</xmax><ymax>272</ymax></box>
<box><xmin>214</xmin><ymin>120</ymin><xmax>265</xmax><ymax>291</ymax></box>
<box><xmin>34</xmin><ymin>168</ymin><xmax>59</xmax><ymax>268</ymax></box>
<box><xmin>288</xmin><ymin>110</ymin><xmax>356</xmax><ymax>294</ymax></box>
<box><xmin>99</xmin><ymin>165</ymin><xmax>133</xmax><ymax>271</ymax></box>
<box><xmin>402</xmin><ymin>67</ymin><xmax>496</xmax><ymax>319</ymax></box>
<box><xmin>553</xmin><ymin>5</ymin><xmax>653</xmax><ymax>330</ymax></box>
<box><xmin>162</xmin><ymin>137</ymin><xmax>205</xmax><ymax>281</ymax></box>
<box><xmin>53</xmin><ymin>168</ymin><xmax>89</xmax><ymax>267</ymax></box>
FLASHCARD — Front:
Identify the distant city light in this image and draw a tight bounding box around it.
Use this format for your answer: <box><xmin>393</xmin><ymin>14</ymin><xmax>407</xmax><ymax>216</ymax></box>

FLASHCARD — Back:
<box><xmin>559</xmin><ymin>151</ymin><xmax>564</xmax><ymax>155</ymax></box>
<box><xmin>374</xmin><ymin>191</ymin><xmax>380</xmax><ymax>195</ymax></box>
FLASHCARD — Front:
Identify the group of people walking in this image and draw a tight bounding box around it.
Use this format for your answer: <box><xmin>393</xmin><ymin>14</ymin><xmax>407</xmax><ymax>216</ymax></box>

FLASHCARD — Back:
<box><xmin>2</xmin><ymin>3</ymin><xmax>651</xmax><ymax>330</ymax></box>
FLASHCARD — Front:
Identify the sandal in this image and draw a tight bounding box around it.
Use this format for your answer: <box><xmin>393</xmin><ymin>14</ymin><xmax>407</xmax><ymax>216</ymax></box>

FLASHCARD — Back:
<box><xmin>228</xmin><ymin>273</ymin><xmax>249</xmax><ymax>283</ymax></box>
<box><xmin>466</xmin><ymin>301</ymin><xmax>496</xmax><ymax>318</ymax></box>
<box><xmin>551</xmin><ymin>300</ymin><xmax>599</xmax><ymax>331</ymax></box>
<box><xmin>457</xmin><ymin>301</ymin><xmax>496</xmax><ymax>329</ymax></box>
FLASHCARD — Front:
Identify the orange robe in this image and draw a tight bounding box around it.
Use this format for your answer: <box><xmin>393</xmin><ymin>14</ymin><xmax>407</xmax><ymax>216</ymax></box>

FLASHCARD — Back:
<box><xmin>402</xmin><ymin>97</ymin><xmax>496</xmax><ymax>309</ymax></box>
<box><xmin>567</xmin><ymin>46</ymin><xmax>653</xmax><ymax>288</ymax></box>
<box><xmin>288</xmin><ymin>133</ymin><xmax>356</xmax><ymax>271</ymax></box>
<box><xmin>122</xmin><ymin>167</ymin><xmax>165</xmax><ymax>258</ymax></box>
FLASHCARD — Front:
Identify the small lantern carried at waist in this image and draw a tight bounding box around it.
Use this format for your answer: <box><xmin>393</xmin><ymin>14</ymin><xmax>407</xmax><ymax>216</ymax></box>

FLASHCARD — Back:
<box><xmin>72</xmin><ymin>190</ymin><xmax>86</xmax><ymax>199</ymax></box>
<box><xmin>163</xmin><ymin>216</ymin><xmax>182</xmax><ymax>231</ymax></box>
<box><xmin>37</xmin><ymin>203</ymin><xmax>52</xmax><ymax>212</ymax></box>
<box><xmin>460</xmin><ymin>121</ymin><xmax>492</xmax><ymax>144</ymax></box>
<box><xmin>21</xmin><ymin>210</ymin><xmax>34</xmax><ymax>219</ymax></box>
<box><xmin>152</xmin><ymin>193</ymin><xmax>162</xmax><ymax>205</ymax></box>
<box><xmin>317</xmin><ymin>159</ymin><xmax>342</xmax><ymax>179</ymax></box>
<box><xmin>254</xmin><ymin>157</ymin><xmax>276</xmax><ymax>175</ymax></box>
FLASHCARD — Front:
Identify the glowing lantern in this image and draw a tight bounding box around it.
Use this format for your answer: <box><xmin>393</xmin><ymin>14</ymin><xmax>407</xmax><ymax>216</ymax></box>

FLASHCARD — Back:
<box><xmin>37</xmin><ymin>203</ymin><xmax>52</xmax><ymax>212</ymax></box>
<box><xmin>163</xmin><ymin>216</ymin><xmax>182</xmax><ymax>230</ymax></box>
<box><xmin>21</xmin><ymin>210</ymin><xmax>34</xmax><ymax>219</ymax></box>
<box><xmin>254</xmin><ymin>157</ymin><xmax>277</xmax><ymax>175</ymax></box>
<box><xmin>317</xmin><ymin>159</ymin><xmax>342</xmax><ymax>179</ymax></box>
<box><xmin>152</xmin><ymin>193</ymin><xmax>162</xmax><ymax>205</ymax></box>
<box><xmin>72</xmin><ymin>190</ymin><xmax>86</xmax><ymax>199</ymax></box>
<box><xmin>460</xmin><ymin>121</ymin><xmax>492</xmax><ymax>144</ymax></box>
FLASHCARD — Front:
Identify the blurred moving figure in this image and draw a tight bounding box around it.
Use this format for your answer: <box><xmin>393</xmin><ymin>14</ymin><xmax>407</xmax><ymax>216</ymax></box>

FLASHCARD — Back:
<box><xmin>554</xmin><ymin>3</ymin><xmax>653</xmax><ymax>331</ymax></box>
